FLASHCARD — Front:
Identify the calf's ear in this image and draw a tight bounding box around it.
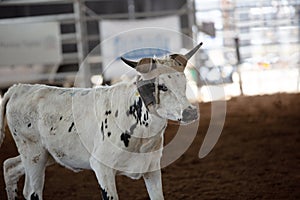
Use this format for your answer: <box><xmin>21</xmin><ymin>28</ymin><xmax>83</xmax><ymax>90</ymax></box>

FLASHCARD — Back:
<box><xmin>170</xmin><ymin>54</ymin><xmax>188</xmax><ymax>67</ymax></box>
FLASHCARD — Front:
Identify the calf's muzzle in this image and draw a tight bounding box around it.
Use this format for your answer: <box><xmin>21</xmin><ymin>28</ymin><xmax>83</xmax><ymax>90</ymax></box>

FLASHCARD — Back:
<box><xmin>181</xmin><ymin>106</ymin><xmax>199</xmax><ymax>124</ymax></box>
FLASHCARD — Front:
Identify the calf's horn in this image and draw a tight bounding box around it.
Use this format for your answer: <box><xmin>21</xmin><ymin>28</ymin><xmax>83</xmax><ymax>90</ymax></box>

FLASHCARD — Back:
<box><xmin>185</xmin><ymin>42</ymin><xmax>203</xmax><ymax>60</ymax></box>
<box><xmin>121</xmin><ymin>57</ymin><xmax>138</xmax><ymax>69</ymax></box>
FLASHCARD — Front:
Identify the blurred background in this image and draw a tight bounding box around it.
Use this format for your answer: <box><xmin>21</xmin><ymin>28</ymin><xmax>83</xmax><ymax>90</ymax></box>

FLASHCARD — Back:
<box><xmin>0</xmin><ymin>0</ymin><xmax>299</xmax><ymax>100</ymax></box>
<box><xmin>0</xmin><ymin>1</ymin><xmax>300</xmax><ymax>199</ymax></box>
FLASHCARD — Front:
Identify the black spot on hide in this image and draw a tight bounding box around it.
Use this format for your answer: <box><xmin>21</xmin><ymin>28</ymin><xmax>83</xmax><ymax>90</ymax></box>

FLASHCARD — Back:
<box><xmin>68</xmin><ymin>122</ymin><xmax>75</xmax><ymax>132</ymax></box>
<box><xmin>121</xmin><ymin>132</ymin><xmax>131</xmax><ymax>147</ymax></box>
<box><xmin>143</xmin><ymin>112</ymin><xmax>149</xmax><ymax>127</ymax></box>
<box><xmin>128</xmin><ymin>97</ymin><xmax>143</xmax><ymax>125</ymax></box>
<box><xmin>59</xmin><ymin>116</ymin><xmax>63</xmax><ymax>121</ymax></box>
<box><xmin>30</xmin><ymin>193</ymin><xmax>39</xmax><ymax>200</ymax></box>
<box><xmin>105</xmin><ymin>118</ymin><xmax>108</xmax><ymax>129</ymax></box>
<box><xmin>13</xmin><ymin>129</ymin><xmax>17</xmax><ymax>136</ymax></box>
<box><xmin>50</xmin><ymin>126</ymin><xmax>56</xmax><ymax>135</ymax></box>
<box><xmin>128</xmin><ymin>98</ymin><xmax>150</xmax><ymax>128</ymax></box>
<box><xmin>115</xmin><ymin>110</ymin><xmax>118</xmax><ymax>118</ymax></box>
<box><xmin>27</xmin><ymin>123</ymin><xmax>31</xmax><ymax>128</ymax></box>
<box><xmin>101</xmin><ymin>122</ymin><xmax>104</xmax><ymax>140</ymax></box>
<box><xmin>105</xmin><ymin>110</ymin><xmax>111</xmax><ymax>116</ymax></box>
<box><xmin>108</xmin><ymin>132</ymin><xmax>111</xmax><ymax>137</ymax></box>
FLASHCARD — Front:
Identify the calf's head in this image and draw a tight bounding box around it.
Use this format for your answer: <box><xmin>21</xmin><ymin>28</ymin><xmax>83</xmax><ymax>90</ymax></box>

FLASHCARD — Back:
<box><xmin>121</xmin><ymin>42</ymin><xmax>202</xmax><ymax>124</ymax></box>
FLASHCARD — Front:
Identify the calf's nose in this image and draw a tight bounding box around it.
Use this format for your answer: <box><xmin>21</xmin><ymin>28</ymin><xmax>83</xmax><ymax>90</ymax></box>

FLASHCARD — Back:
<box><xmin>182</xmin><ymin>106</ymin><xmax>199</xmax><ymax>123</ymax></box>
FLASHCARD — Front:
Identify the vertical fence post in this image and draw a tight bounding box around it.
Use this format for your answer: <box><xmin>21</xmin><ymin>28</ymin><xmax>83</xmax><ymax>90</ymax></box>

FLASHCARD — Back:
<box><xmin>298</xmin><ymin>9</ymin><xmax>300</xmax><ymax>91</ymax></box>
<box><xmin>127</xmin><ymin>0</ymin><xmax>136</xmax><ymax>20</ymax></box>
<box><xmin>234</xmin><ymin>37</ymin><xmax>244</xmax><ymax>95</ymax></box>
<box><xmin>73</xmin><ymin>0</ymin><xmax>91</xmax><ymax>88</ymax></box>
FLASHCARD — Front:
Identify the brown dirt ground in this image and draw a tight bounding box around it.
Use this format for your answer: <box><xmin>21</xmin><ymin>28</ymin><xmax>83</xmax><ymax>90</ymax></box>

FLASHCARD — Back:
<box><xmin>0</xmin><ymin>93</ymin><xmax>299</xmax><ymax>200</ymax></box>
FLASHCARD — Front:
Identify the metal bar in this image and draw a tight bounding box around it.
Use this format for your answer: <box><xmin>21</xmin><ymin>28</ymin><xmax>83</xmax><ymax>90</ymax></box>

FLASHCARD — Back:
<box><xmin>61</xmin><ymin>34</ymin><xmax>100</xmax><ymax>45</ymax></box>
<box><xmin>62</xmin><ymin>52</ymin><xmax>79</xmax><ymax>64</ymax></box>
<box><xmin>61</xmin><ymin>33</ymin><xmax>77</xmax><ymax>44</ymax></box>
<box><xmin>85</xmin><ymin>8</ymin><xmax>188</xmax><ymax>21</ymax></box>
<box><xmin>87</xmin><ymin>34</ymin><xmax>100</xmax><ymax>42</ymax></box>
<box><xmin>0</xmin><ymin>13</ymin><xmax>75</xmax><ymax>24</ymax></box>
<box><xmin>0</xmin><ymin>0</ymin><xmax>116</xmax><ymax>6</ymax></box>
<box><xmin>86</xmin><ymin>55</ymin><xmax>102</xmax><ymax>64</ymax></box>
<box><xmin>0</xmin><ymin>72</ymin><xmax>77</xmax><ymax>85</ymax></box>
<box><xmin>0</xmin><ymin>0</ymin><xmax>74</xmax><ymax>6</ymax></box>
<box><xmin>62</xmin><ymin>53</ymin><xmax>102</xmax><ymax>64</ymax></box>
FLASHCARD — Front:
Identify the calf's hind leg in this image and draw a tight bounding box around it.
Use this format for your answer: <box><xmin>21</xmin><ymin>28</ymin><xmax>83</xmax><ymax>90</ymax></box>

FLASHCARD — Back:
<box><xmin>3</xmin><ymin>155</ymin><xmax>24</xmax><ymax>200</ymax></box>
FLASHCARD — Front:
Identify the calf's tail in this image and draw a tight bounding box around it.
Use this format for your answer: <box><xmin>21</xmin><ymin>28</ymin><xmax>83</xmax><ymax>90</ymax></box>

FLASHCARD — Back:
<box><xmin>0</xmin><ymin>85</ymin><xmax>15</xmax><ymax>149</ymax></box>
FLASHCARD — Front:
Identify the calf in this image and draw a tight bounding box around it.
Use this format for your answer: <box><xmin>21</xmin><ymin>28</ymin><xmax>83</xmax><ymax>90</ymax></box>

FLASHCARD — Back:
<box><xmin>0</xmin><ymin>43</ymin><xmax>202</xmax><ymax>200</ymax></box>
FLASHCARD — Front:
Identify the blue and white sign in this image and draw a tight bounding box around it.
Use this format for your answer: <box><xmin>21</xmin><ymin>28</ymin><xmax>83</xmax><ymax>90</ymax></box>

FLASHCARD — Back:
<box><xmin>99</xmin><ymin>16</ymin><xmax>181</xmax><ymax>80</ymax></box>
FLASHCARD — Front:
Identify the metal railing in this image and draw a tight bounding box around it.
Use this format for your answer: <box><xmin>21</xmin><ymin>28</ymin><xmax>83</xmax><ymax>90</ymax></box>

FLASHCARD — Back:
<box><xmin>0</xmin><ymin>0</ymin><xmax>196</xmax><ymax>88</ymax></box>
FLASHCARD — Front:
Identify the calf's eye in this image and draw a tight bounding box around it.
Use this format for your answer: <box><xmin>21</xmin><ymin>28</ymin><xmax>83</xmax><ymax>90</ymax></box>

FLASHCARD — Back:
<box><xmin>158</xmin><ymin>84</ymin><xmax>168</xmax><ymax>92</ymax></box>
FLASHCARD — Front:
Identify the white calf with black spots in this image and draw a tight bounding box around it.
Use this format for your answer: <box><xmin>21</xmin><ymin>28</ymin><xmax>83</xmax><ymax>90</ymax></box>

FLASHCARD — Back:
<box><xmin>0</xmin><ymin>43</ymin><xmax>202</xmax><ymax>200</ymax></box>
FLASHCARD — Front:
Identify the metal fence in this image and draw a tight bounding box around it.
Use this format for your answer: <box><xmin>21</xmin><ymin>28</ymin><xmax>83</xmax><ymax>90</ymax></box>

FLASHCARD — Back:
<box><xmin>0</xmin><ymin>0</ymin><xmax>196</xmax><ymax>89</ymax></box>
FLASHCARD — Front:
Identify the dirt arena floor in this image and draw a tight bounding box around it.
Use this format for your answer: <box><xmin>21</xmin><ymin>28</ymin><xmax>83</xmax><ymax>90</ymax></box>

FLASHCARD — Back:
<box><xmin>0</xmin><ymin>93</ymin><xmax>299</xmax><ymax>199</ymax></box>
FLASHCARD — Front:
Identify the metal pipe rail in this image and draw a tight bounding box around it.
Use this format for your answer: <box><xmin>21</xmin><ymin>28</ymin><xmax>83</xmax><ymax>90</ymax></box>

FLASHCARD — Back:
<box><xmin>0</xmin><ymin>13</ymin><xmax>75</xmax><ymax>24</ymax></box>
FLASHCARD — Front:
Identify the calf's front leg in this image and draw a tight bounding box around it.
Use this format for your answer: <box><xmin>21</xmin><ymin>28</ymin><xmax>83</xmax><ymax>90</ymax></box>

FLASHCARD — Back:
<box><xmin>90</xmin><ymin>157</ymin><xmax>118</xmax><ymax>200</ymax></box>
<box><xmin>143</xmin><ymin>170</ymin><xmax>164</xmax><ymax>200</ymax></box>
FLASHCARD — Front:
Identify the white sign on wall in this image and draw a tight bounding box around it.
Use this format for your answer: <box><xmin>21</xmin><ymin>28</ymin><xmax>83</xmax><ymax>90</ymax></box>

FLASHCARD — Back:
<box><xmin>99</xmin><ymin>16</ymin><xmax>181</xmax><ymax>80</ymax></box>
<box><xmin>0</xmin><ymin>22</ymin><xmax>62</xmax><ymax>66</ymax></box>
